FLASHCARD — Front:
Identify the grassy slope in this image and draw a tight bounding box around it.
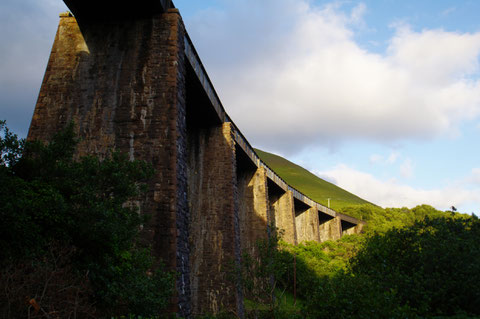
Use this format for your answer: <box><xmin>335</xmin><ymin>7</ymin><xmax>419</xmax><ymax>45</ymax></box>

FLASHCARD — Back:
<box><xmin>255</xmin><ymin>149</ymin><xmax>372</xmax><ymax>211</ymax></box>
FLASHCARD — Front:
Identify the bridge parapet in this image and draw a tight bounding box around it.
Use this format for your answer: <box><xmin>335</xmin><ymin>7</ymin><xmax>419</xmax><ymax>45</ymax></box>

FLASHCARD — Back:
<box><xmin>337</xmin><ymin>212</ymin><xmax>364</xmax><ymax>225</ymax></box>
<box><xmin>317</xmin><ymin>203</ymin><xmax>336</xmax><ymax>218</ymax></box>
<box><xmin>61</xmin><ymin>0</ymin><xmax>363</xmax><ymax>233</ymax></box>
<box><xmin>183</xmin><ymin>24</ymin><xmax>363</xmax><ymax>232</ymax></box>
<box><xmin>184</xmin><ymin>33</ymin><xmax>228</xmax><ymax>123</ymax></box>
<box><xmin>230</xmin><ymin>114</ymin><xmax>365</xmax><ymax>231</ymax></box>
<box><xmin>63</xmin><ymin>0</ymin><xmax>173</xmax><ymax>21</ymax></box>
<box><xmin>31</xmin><ymin>3</ymin><xmax>366</xmax><ymax>316</ymax></box>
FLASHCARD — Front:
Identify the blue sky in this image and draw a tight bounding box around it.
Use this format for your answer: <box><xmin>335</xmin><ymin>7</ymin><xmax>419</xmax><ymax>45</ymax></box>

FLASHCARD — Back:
<box><xmin>1</xmin><ymin>0</ymin><xmax>480</xmax><ymax>213</ymax></box>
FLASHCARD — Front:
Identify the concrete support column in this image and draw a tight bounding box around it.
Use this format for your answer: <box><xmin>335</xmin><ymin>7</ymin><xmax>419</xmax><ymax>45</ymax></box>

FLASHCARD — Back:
<box><xmin>187</xmin><ymin>122</ymin><xmax>242</xmax><ymax>316</ymax></box>
<box><xmin>270</xmin><ymin>191</ymin><xmax>297</xmax><ymax>245</ymax></box>
<box><xmin>319</xmin><ymin>216</ymin><xmax>342</xmax><ymax>242</ymax></box>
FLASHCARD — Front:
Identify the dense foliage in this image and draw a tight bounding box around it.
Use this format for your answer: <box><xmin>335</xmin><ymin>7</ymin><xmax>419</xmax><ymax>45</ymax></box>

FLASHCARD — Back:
<box><xmin>239</xmin><ymin>204</ymin><xmax>479</xmax><ymax>318</ymax></box>
<box><xmin>4</xmin><ymin>120</ymin><xmax>478</xmax><ymax>318</ymax></box>
<box><xmin>350</xmin><ymin>216</ymin><xmax>480</xmax><ymax>317</ymax></box>
<box><xmin>339</xmin><ymin>203</ymin><xmax>453</xmax><ymax>233</ymax></box>
<box><xmin>297</xmin><ymin>216</ymin><xmax>480</xmax><ymax>318</ymax></box>
<box><xmin>0</xmin><ymin>121</ymin><xmax>174</xmax><ymax>318</ymax></box>
<box><xmin>255</xmin><ymin>147</ymin><xmax>479</xmax><ymax>317</ymax></box>
<box><xmin>235</xmin><ymin>230</ymin><xmax>301</xmax><ymax>318</ymax></box>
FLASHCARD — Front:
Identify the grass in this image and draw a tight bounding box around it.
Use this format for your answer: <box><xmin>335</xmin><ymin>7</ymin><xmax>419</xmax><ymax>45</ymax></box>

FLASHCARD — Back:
<box><xmin>255</xmin><ymin>149</ymin><xmax>373</xmax><ymax>211</ymax></box>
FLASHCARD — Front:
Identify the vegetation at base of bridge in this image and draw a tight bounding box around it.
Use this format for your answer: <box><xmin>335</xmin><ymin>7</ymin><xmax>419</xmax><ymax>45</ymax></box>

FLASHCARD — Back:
<box><xmin>252</xmin><ymin>149</ymin><xmax>480</xmax><ymax>317</ymax></box>
<box><xmin>229</xmin><ymin>209</ymin><xmax>480</xmax><ymax>318</ymax></box>
<box><xmin>3</xmin><ymin>120</ymin><xmax>480</xmax><ymax>318</ymax></box>
<box><xmin>0</xmin><ymin>120</ymin><xmax>174</xmax><ymax>318</ymax></box>
<box><xmin>254</xmin><ymin>149</ymin><xmax>372</xmax><ymax>210</ymax></box>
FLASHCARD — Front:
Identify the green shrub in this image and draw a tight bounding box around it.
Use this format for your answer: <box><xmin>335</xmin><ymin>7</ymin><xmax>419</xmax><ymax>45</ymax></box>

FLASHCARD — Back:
<box><xmin>0</xmin><ymin>121</ymin><xmax>174</xmax><ymax>317</ymax></box>
<box><xmin>351</xmin><ymin>216</ymin><xmax>480</xmax><ymax>317</ymax></box>
<box><xmin>302</xmin><ymin>272</ymin><xmax>414</xmax><ymax>319</ymax></box>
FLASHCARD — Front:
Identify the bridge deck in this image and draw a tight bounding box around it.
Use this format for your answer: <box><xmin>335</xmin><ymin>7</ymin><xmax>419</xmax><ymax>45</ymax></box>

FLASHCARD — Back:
<box><xmin>184</xmin><ymin>30</ymin><xmax>363</xmax><ymax>227</ymax></box>
<box><xmin>63</xmin><ymin>0</ymin><xmax>173</xmax><ymax>20</ymax></box>
<box><xmin>61</xmin><ymin>0</ymin><xmax>364</xmax><ymax>228</ymax></box>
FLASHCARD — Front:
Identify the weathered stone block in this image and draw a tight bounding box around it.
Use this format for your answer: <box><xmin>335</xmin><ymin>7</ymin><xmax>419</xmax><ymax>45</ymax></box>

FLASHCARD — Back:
<box><xmin>270</xmin><ymin>191</ymin><xmax>297</xmax><ymax>245</ymax></box>
<box><xmin>27</xmin><ymin>10</ymin><xmax>191</xmax><ymax>317</ymax></box>
<box><xmin>296</xmin><ymin>207</ymin><xmax>320</xmax><ymax>243</ymax></box>
<box><xmin>343</xmin><ymin>222</ymin><xmax>364</xmax><ymax>236</ymax></box>
<box><xmin>319</xmin><ymin>216</ymin><xmax>342</xmax><ymax>242</ymax></box>
<box><xmin>187</xmin><ymin>122</ymin><xmax>241</xmax><ymax>316</ymax></box>
<box><xmin>237</xmin><ymin>166</ymin><xmax>269</xmax><ymax>256</ymax></box>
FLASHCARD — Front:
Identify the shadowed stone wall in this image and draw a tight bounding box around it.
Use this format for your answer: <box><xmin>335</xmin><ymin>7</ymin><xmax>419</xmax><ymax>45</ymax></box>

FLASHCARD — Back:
<box><xmin>27</xmin><ymin>6</ymin><xmax>365</xmax><ymax>317</ymax></box>
<box><xmin>27</xmin><ymin>10</ymin><xmax>191</xmax><ymax>317</ymax></box>
<box><xmin>187</xmin><ymin>122</ymin><xmax>242</xmax><ymax>316</ymax></box>
<box><xmin>237</xmin><ymin>166</ymin><xmax>269</xmax><ymax>256</ymax></box>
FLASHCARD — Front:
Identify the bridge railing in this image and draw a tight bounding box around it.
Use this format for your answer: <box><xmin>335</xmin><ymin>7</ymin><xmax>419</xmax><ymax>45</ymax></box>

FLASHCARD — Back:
<box><xmin>184</xmin><ymin>33</ymin><xmax>228</xmax><ymax>123</ymax></box>
<box><xmin>183</xmin><ymin>30</ymin><xmax>364</xmax><ymax>225</ymax></box>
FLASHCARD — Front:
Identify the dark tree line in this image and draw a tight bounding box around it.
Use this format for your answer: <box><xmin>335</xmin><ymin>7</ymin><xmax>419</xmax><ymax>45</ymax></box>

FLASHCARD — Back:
<box><xmin>0</xmin><ymin>120</ymin><xmax>173</xmax><ymax>318</ymax></box>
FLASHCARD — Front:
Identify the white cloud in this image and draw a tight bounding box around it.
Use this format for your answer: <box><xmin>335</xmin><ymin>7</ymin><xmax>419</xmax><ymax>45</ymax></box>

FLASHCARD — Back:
<box><xmin>186</xmin><ymin>0</ymin><xmax>480</xmax><ymax>154</ymax></box>
<box><xmin>386</xmin><ymin>151</ymin><xmax>399</xmax><ymax>164</ymax></box>
<box><xmin>369</xmin><ymin>151</ymin><xmax>399</xmax><ymax>165</ymax></box>
<box><xmin>465</xmin><ymin>168</ymin><xmax>480</xmax><ymax>185</ymax></box>
<box><xmin>314</xmin><ymin>164</ymin><xmax>480</xmax><ymax>212</ymax></box>
<box><xmin>369</xmin><ymin>154</ymin><xmax>383</xmax><ymax>164</ymax></box>
<box><xmin>349</xmin><ymin>2</ymin><xmax>367</xmax><ymax>25</ymax></box>
<box><xmin>400</xmin><ymin>158</ymin><xmax>414</xmax><ymax>178</ymax></box>
<box><xmin>440</xmin><ymin>7</ymin><xmax>456</xmax><ymax>17</ymax></box>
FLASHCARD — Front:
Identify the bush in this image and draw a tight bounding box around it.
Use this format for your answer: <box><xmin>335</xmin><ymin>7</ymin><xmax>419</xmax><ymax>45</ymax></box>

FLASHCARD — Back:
<box><xmin>303</xmin><ymin>272</ymin><xmax>413</xmax><ymax>319</ymax></box>
<box><xmin>339</xmin><ymin>204</ymin><xmax>456</xmax><ymax>234</ymax></box>
<box><xmin>0</xmin><ymin>121</ymin><xmax>174</xmax><ymax>317</ymax></box>
<box><xmin>351</xmin><ymin>216</ymin><xmax>480</xmax><ymax>317</ymax></box>
<box><xmin>296</xmin><ymin>216</ymin><xmax>480</xmax><ymax>318</ymax></box>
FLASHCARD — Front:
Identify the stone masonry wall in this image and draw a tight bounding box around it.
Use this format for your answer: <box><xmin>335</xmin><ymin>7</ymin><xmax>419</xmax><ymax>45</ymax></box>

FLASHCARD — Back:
<box><xmin>187</xmin><ymin>123</ymin><xmax>242</xmax><ymax>316</ymax></box>
<box><xmin>319</xmin><ymin>217</ymin><xmax>342</xmax><ymax>242</ymax></box>
<box><xmin>343</xmin><ymin>223</ymin><xmax>364</xmax><ymax>236</ymax></box>
<box><xmin>270</xmin><ymin>191</ymin><xmax>297</xmax><ymax>245</ymax></box>
<box><xmin>27</xmin><ymin>6</ymin><xmax>364</xmax><ymax>317</ymax></box>
<box><xmin>27</xmin><ymin>11</ymin><xmax>191</xmax><ymax>316</ymax></box>
<box><xmin>295</xmin><ymin>207</ymin><xmax>321</xmax><ymax>243</ymax></box>
<box><xmin>237</xmin><ymin>167</ymin><xmax>269</xmax><ymax>256</ymax></box>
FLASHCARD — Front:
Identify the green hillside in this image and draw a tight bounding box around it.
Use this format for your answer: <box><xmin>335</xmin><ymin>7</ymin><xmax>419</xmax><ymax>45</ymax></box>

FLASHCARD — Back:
<box><xmin>255</xmin><ymin>149</ymin><xmax>372</xmax><ymax>211</ymax></box>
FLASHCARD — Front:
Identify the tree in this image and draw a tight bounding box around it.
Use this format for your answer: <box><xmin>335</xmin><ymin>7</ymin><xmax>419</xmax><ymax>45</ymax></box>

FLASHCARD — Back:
<box><xmin>0</xmin><ymin>121</ymin><xmax>174</xmax><ymax>317</ymax></box>
<box><xmin>351</xmin><ymin>216</ymin><xmax>480</xmax><ymax>317</ymax></box>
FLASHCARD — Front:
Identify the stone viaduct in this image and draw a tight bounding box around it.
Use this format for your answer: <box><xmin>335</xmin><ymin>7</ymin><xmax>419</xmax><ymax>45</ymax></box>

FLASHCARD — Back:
<box><xmin>27</xmin><ymin>0</ymin><xmax>365</xmax><ymax>317</ymax></box>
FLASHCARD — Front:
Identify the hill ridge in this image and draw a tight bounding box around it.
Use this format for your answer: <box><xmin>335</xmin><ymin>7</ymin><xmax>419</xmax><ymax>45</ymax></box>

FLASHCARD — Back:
<box><xmin>254</xmin><ymin>149</ymin><xmax>373</xmax><ymax>211</ymax></box>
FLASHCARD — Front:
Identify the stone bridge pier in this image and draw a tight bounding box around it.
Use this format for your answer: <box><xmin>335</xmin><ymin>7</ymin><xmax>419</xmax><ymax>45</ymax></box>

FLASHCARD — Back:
<box><xmin>27</xmin><ymin>2</ymin><xmax>365</xmax><ymax>317</ymax></box>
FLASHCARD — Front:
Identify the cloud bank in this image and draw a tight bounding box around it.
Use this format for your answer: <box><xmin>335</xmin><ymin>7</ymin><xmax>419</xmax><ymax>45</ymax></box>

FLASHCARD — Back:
<box><xmin>315</xmin><ymin>164</ymin><xmax>480</xmax><ymax>212</ymax></box>
<box><xmin>186</xmin><ymin>0</ymin><xmax>480</xmax><ymax>154</ymax></box>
